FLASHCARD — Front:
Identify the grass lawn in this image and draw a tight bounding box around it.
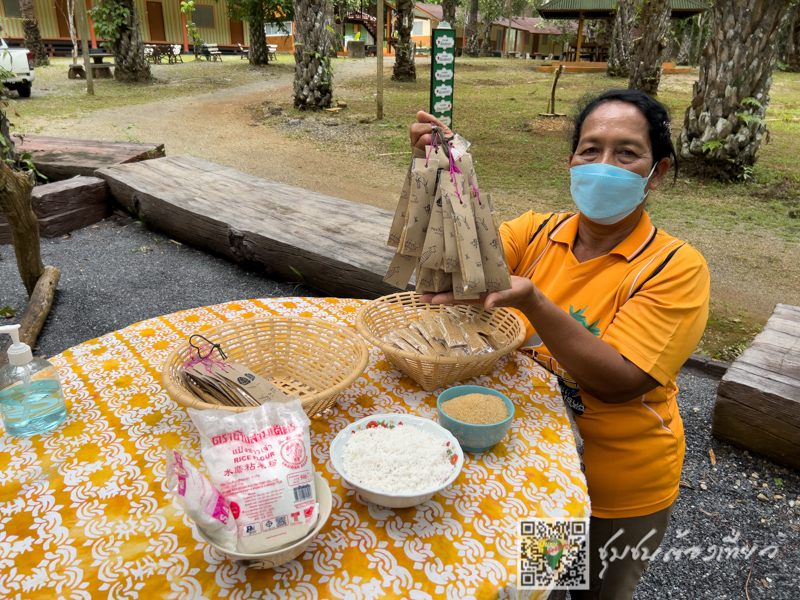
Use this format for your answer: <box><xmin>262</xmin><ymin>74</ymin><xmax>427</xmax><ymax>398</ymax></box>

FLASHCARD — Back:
<box><xmin>271</xmin><ymin>57</ymin><xmax>800</xmax><ymax>362</ymax></box>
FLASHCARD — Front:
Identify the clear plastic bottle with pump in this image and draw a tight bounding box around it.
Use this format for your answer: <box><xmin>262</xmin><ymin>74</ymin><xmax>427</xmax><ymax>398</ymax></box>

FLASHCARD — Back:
<box><xmin>0</xmin><ymin>324</ymin><xmax>68</xmax><ymax>437</ymax></box>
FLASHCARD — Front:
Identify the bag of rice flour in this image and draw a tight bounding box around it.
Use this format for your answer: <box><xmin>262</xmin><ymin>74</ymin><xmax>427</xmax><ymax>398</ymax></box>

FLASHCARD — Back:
<box><xmin>188</xmin><ymin>399</ymin><xmax>318</xmax><ymax>554</ymax></box>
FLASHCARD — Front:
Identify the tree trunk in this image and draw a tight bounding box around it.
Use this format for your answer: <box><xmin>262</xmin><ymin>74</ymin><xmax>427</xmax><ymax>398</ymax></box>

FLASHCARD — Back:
<box><xmin>0</xmin><ymin>162</ymin><xmax>42</xmax><ymax>297</ymax></box>
<box><xmin>678</xmin><ymin>0</ymin><xmax>790</xmax><ymax>181</ymax></box>
<box><xmin>676</xmin><ymin>18</ymin><xmax>694</xmax><ymax>65</ymax></box>
<box><xmin>441</xmin><ymin>0</ymin><xmax>456</xmax><ymax>27</ymax></box>
<box><xmin>629</xmin><ymin>0</ymin><xmax>670</xmax><ymax>95</ymax></box>
<box><xmin>479</xmin><ymin>21</ymin><xmax>493</xmax><ymax>57</ymax></box>
<box><xmin>690</xmin><ymin>13</ymin><xmax>706</xmax><ymax>67</ymax></box>
<box><xmin>607</xmin><ymin>0</ymin><xmax>635</xmax><ymax>77</ymax></box>
<box><xmin>293</xmin><ymin>0</ymin><xmax>334</xmax><ymax>110</ymax></box>
<box><xmin>19</xmin><ymin>0</ymin><xmax>49</xmax><ymax>67</ymax></box>
<box><xmin>325</xmin><ymin>0</ymin><xmax>337</xmax><ymax>59</ymax></box>
<box><xmin>786</xmin><ymin>3</ymin><xmax>800</xmax><ymax>72</ymax></box>
<box><xmin>465</xmin><ymin>0</ymin><xmax>480</xmax><ymax>57</ymax></box>
<box><xmin>249</xmin><ymin>19</ymin><xmax>270</xmax><ymax>65</ymax></box>
<box><xmin>112</xmin><ymin>0</ymin><xmax>151</xmax><ymax>83</ymax></box>
<box><xmin>392</xmin><ymin>0</ymin><xmax>416</xmax><ymax>81</ymax></box>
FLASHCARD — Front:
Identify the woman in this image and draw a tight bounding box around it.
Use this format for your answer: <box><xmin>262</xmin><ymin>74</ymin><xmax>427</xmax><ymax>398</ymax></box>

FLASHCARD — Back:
<box><xmin>411</xmin><ymin>89</ymin><xmax>710</xmax><ymax>599</ymax></box>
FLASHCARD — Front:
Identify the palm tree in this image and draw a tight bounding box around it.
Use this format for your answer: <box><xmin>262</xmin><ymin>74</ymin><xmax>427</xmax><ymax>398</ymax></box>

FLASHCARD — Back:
<box><xmin>607</xmin><ymin>0</ymin><xmax>634</xmax><ymax>77</ymax></box>
<box><xmin>442</xmin><ymin>0</ymin><xmax>457</xmax><ymax>26</ymax></box>
<box><xmin>112</xmin><ymin>0</ymin><xmax>151</xmax><ymax>83</ymax></box>
<box><xmin>19</xmin><ymin>0</ymin><xmax>49</xmax><ymax>66</ymax></box>
<box><xmin>678</xmin><ymin>0</ymin><xmax>790</xmax><ymax>180</ymax></box>
<box><xmin>293</xmin><ymin>0</ymin><xmax>334</xmax><ymax>109</ymax></box>
<box><xmin>628</xmin><ymin>0</ymin><xmax>670</xmax><ymax>94</ymax></box>
<box><xmin>392</xmin><ymin>0</ymin><xmax>416</xmax><ymax>81</ymax></box>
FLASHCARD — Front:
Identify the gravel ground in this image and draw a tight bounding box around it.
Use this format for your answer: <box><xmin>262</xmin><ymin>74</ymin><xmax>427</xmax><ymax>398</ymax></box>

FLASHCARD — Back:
<box><xmin>0</xmin><ymin>214</ymin><xmax>316</xmax><ymax>357</ymax></box>
<box><xmin>1</xmin><ymin>217</ymin><xmax>798</xmax><ymax>598</ymax></box>
<box><xmin>634</xmin><ymin>372</ymin><xmax>800</xmax><ymax>599</ymax></box>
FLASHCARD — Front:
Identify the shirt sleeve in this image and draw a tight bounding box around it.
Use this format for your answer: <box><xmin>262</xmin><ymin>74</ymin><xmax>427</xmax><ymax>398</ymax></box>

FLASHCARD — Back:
<box><xmin>602</xmin><ymin>245</ymin><xmax>710</xmax><ymax>386</ymax></box>
<box><xmin>500</xmin><ymin>211</ymin><xmax>550</xmax><ymax>275</ymax></box>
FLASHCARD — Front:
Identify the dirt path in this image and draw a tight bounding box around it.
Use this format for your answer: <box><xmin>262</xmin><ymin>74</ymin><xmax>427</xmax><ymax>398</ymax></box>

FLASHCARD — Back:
<box><xmin>27</xmin><ymin>59</ymin><xmax>407</xmax><ymax>212</ymax></box>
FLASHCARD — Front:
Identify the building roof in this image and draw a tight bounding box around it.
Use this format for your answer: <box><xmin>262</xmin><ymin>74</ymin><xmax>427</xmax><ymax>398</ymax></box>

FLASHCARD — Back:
<box><xmin>511</xmin><ymin>17</ymin><xmax>577</xmax><ymax>35</ymax></box>
<box><xmin>537</xmin><ymin>0</ymin><xmax>709</xmax><ymax>20</ymax></box>
<box><xmin>415</xmin><ymin>3</ymin><xmax>443</xmax><ymax>22</ymax></box>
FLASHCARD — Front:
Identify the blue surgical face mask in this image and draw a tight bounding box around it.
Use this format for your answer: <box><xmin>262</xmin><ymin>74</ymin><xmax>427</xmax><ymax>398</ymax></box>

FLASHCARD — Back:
<box><xmin>570</xmin><ymin>162</ymin><xmax>658</xmax><ymax>225</ymax></box>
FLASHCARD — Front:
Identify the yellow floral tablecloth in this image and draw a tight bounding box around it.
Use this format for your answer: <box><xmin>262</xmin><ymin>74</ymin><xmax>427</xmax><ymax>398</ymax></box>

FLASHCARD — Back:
<box><xmin>0</xmin><ymin>297</ymin><xmax>588</xmax><ymax>600</ymax></box>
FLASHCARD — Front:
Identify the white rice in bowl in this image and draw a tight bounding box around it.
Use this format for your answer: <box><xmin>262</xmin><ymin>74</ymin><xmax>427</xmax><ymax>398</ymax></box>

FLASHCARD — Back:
<box><xmin>341</xmin><ymin>423</ymin><xmax>458</xmax><ymax>495</ymax></box>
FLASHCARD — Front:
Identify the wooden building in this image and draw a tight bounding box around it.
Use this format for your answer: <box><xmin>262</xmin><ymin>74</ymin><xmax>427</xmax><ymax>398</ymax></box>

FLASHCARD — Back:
<box><xmin>0</xmin><ymin>0</ymin><xmax>256</xmax><ymax>54</ymax></box>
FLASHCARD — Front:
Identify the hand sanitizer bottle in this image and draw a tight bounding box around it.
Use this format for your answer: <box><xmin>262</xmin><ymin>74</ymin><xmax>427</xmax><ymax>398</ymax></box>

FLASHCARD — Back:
<box><xmin>0</xmin><ymin>324</ymin><xmax>68</xmax><ymax>437</ymax></box>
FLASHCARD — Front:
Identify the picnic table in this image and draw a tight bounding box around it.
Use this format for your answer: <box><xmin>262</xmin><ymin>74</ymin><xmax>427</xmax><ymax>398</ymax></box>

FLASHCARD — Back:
<box><xmin>145</xmin><ymin>44</ymin><xmax>183</xmax><ymax>64</ymax></box>
<box><xmin>0</xmin><ymin>297</ymin><xmax>589</xmax><ymax>598</ymax></box>
<box><xmin>68</xmin><ymin>52</ymin><xmax>115</xmax><ymax>79</ymax></box>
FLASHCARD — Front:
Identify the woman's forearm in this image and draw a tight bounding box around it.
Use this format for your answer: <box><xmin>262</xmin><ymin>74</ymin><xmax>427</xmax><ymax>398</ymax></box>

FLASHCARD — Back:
<box><xmin>519</xmin><ymin>288</ymin><xmax>658</xmax><ymax>403</ymax></box>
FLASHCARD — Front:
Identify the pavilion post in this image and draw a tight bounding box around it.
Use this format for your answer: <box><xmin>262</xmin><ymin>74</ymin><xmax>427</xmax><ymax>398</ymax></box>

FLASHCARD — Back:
<box><xmin>575</xmin><ymin>10</ymin><xmax>584</xmax><ymax>62</ymax></box>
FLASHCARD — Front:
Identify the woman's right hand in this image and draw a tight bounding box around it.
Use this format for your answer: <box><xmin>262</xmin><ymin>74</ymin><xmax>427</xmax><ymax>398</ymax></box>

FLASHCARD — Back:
<box><xmin>410</xmin><ymin>111</ymin><xmax>454</xmax><ymax>151</ymax></box>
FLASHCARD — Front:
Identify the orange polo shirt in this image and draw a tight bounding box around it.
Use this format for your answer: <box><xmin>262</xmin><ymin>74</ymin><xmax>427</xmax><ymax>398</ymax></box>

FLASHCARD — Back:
<box><xmin>500</xmin><ymin>211</ymin><xmax>710</xmax><ymax>519</ymax></box>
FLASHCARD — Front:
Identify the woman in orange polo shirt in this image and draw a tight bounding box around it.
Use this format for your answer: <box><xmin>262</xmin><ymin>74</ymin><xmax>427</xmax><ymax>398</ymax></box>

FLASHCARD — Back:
<box><xmin>411</xmin><ymin>90</ymin><xmax>710</xmax><ymax>599</ymax></box>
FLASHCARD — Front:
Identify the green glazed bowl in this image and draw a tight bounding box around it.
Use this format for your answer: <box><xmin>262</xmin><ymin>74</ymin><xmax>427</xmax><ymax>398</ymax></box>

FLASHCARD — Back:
<box><xmin>437</xmin><ymin>385</ymin><xmax>514</xmax><ymax>453</ymax></box>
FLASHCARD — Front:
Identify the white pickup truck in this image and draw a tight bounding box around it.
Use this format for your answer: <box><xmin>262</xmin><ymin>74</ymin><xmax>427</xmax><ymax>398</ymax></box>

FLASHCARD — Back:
<box><xmin>0</xmin><ymin>36</ymin><xmax>35</xmax><ymax>98</ymax></box>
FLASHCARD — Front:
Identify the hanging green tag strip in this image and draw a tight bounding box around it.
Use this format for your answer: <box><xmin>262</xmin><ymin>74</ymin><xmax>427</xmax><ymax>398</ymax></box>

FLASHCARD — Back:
<box><xmin>430</xmin><ymin>25</ymin><xmax>456</xmax><ymax>128</ymax></box>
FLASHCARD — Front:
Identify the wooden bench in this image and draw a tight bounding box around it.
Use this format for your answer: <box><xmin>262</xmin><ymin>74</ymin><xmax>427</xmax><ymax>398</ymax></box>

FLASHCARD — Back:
<box><xmin>202</xmin><ymin>43</ymin><xmax>223</xmax><ymax>61</ymax></box>
<box><xmin>95</xmin><ymin>155</ymin><xmax>403</xmax><ymax>299</ymax></box>
<box><xmin>238</xmin><ymin>43</ymin><xmax>249</xmax><ymax>60</ymax></box>
<box><xmin>68</xmin><ymin>63</ymin><xmax>116</xmax><ymax>79</ymax></box>
<box><xmin>268</xmin><ymin>44</ymin><xmax>278</xmax><ymax>61</ymax></box>
<box><xmin>0</xmin><ymin>177</ymin><xmax>110</xmax><ymax>244</ymax></box>
<box><xmin>713</xmin><ymin>304</ymin><xmax>800</xmax><ymax>469</ymax></box>
<box><xmin>14</xmin><ymin>134</ymin><xmax>165</xmax><ymax>181</ymax></box>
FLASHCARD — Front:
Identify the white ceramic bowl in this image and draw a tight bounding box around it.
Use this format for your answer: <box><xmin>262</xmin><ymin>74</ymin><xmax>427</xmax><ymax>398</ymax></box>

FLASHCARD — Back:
<box><xmin>197</xmin><ymin>472</ymin><xmax>332</xmax><ymax>569</ymax></box>
<box><xmin>329</xmin><ymin>413</ymin><xmax>464</xmax><ymax>508</ymax></box>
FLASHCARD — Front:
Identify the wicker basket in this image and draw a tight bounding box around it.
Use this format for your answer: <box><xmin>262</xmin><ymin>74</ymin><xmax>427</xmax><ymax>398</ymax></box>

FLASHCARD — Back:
<box><xmin>162</xmin><ymin>317</ymin><xmax>370</xmax><ymax>417</ymax></box>
<box><xmin>355</xmin><ymin>292</ymin><xmax>526</xmax><ymax>392</ymax></box>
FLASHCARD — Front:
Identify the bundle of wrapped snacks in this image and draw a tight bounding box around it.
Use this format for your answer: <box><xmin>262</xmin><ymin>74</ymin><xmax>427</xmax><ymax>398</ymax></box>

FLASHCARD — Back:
<box><xmin>383</xmin><ymin>308</ymin><xmax>510</xmax><ymax>357</ymax></box>
<box><xmin>384</xmin><ymin>129</ymin><xmax>512</xmax><ymax>300</ymax></box>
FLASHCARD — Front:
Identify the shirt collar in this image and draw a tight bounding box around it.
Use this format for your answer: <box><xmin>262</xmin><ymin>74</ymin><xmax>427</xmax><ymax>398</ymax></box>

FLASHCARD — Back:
<box><xmin>549</xmin><ymin>211</ymin><xmax>657</xmax><ymax>262</ymax></box>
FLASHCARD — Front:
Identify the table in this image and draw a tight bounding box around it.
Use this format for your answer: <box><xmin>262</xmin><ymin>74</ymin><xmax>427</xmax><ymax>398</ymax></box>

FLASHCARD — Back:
<box><xmin>90</xmin><ymin>53</ymin><xmax>115</xmax><ymax>78</ymax></box>
<box><xmin>0</xmin><ymin>297</ymin><xmax>589</xmax><ymax>599</ymax></box>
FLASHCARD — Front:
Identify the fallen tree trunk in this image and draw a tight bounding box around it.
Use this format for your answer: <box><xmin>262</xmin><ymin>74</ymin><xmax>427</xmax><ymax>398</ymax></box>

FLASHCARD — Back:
<box><xmin>0</xmin><ymin>265</ymin><xmax>60</xmax><ymax>368</ymax></box>
<box><xmin>0</xmin><ymin>160</ymin><xmax>43</xmax><ymax>295</ymax></box>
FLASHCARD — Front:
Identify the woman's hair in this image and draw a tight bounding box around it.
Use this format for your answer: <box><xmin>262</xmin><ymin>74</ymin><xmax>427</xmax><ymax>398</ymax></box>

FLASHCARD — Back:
<box><xmin>570</xmin><ymin>89</ymin><xmax>678</xmax><ymax>180</ymax></box>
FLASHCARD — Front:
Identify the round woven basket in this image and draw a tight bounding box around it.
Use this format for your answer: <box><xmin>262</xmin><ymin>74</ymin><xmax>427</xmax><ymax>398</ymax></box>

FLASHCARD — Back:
<box><xmin>355</xmin><ymin>292</ymin><xmax>526</xmax><ymax>392</ymax></box>
<box><xmin>162</xmin><ymin>316</ymin><xmax>370</xmax><ymax>417</ymax></box>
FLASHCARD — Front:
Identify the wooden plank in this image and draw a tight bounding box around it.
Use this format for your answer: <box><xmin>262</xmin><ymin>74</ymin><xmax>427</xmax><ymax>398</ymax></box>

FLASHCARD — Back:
<box><xmin>13</xmin><ymin>134</ymin><xmax>165</xmax><ymax>181</ymax></box>
<box><xmin>31</xmin><ymin>176</ymin><xmax>109</xmax><ymax>215</ymax></box>
<box><xmin>96</xmin><ymin>155</ymin><xmax>405</xmax><ymax>299</ymax></box>
<box><xmin>0</xmin><ymin>176</ymin><xmax>111</xmax><ymax>243</ymax></box>
<box><xmin>712</xmin><ymin>304</ymin><xmax>800</xmax><ymax>469</ymax></box>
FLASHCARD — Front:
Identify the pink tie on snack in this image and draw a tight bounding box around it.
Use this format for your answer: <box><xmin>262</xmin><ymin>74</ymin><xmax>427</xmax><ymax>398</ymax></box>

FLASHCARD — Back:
<box><xmin>448</xmin><ymin>141</ymin><xmax>464</xmax><ymax>205</ymax></box>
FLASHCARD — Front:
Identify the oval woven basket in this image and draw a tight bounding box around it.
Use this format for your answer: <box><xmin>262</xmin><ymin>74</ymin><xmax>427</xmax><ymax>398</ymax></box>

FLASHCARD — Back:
<box><xmin>162</xmin><ymin>317</ymin><xmax>369</xmax><ymax>417</ymax></box>
<box><xmin>355</xmin><ymin>292</ymin><xmax>526</xmax><ymax>392</ymax></box>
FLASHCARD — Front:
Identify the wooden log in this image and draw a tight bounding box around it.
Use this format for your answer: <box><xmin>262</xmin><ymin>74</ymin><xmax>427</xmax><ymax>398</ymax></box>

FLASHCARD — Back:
<box><xmin>712</xmin><ymin>303</ymin><xmax>800</xmax><ymax>470</ymax></box>
<box><xmin>96</xmin><ymin>155</ymin><xmax>403</xmax><ymax>299</ymax></box>
<box><xmin>0</xmin><ymin>161</ymin><xmax>43</xmax><ymax>296</ymax></box>
<box><xmin>13</xmin><ymin>135</ymin><xmax>166</xmax><ymax>181</ymax></box>
<box><xmin>0</xmin><ymin>177</ymin><xmax>110</xmax><ymax>242</ymax></box>
<box><xmin>0</xmin><ymin>266</ymin><xmax>60</xmax><ymax>368</ymax></box>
